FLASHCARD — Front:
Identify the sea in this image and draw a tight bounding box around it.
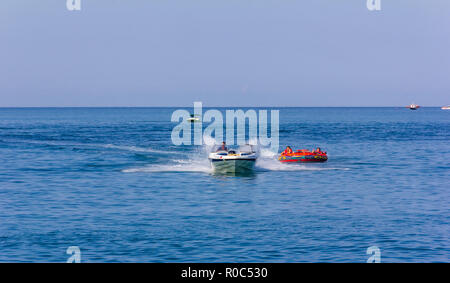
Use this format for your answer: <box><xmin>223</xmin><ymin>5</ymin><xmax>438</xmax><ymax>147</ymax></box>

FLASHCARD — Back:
<box><xmin>0</xmin><ymin>107</ymin><xmax>448</xmax><ymax>262</ymax></box>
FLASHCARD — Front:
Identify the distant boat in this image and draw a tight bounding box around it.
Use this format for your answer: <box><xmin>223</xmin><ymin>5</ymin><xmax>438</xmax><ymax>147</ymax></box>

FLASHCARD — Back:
<box><xmin>442</xmin><ymin>105</ymin><xmax>450</xmax><ymax>110</ymax></box>
<box><xmin>187</xmin><ymin>114</ymin><xmax>201</xmax><ymax>123</ymax></box>
<box><xmin>406</xmin><ymin>103</ymin><xmax>420</xmax><ymax>110</ymax></box>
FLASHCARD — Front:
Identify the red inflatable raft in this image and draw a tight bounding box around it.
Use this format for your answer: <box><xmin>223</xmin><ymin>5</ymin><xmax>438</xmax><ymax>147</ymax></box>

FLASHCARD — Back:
<box><xmin>278</xmin><ymin>147</ymin><xmax>328</xmax><ymax>163</ymax></box>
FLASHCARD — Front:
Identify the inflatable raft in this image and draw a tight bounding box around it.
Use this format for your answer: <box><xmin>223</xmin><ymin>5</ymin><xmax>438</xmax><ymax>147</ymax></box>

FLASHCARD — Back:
<box><xmin>278</xmin><ymin>148</ymin><xmax>328</xmax><ymax>163</ymax></box>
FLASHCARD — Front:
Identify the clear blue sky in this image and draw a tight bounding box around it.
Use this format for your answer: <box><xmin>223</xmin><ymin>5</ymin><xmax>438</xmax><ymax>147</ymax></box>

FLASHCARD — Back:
<box><xmin>1</xmin><ymin>0</ymin><xmax>449</xmax><ymax>107</ymax></box>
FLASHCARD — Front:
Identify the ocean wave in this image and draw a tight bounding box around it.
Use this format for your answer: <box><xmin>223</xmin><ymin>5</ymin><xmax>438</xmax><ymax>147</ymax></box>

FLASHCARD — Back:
<box><xmin>123</xmin><ymin>160</ymin><xmax>349</xmax><ymax>174</ymax></box>
<box><xmin>101</xmin><ymin>144</ymin><xmax>178</xmax><ymax>154</ymax></box>
<box><xmin>122</xmin><ymin>163</ymin><xmax>213</xmax><ymax>174</ymax></box>
<box><xmin>255</xmin><ymin>161</ymin><xmax>350</xmax><ymax>172</ymax></box>
<box><xmin>2</xmin><ymin>138</ymin><xmax>177</xmax><ymax>155</ymax></box>
<box><xmin>255</xmin><ymin>152</ymin><xmax>349</xmax><ymax>171</ymax></box>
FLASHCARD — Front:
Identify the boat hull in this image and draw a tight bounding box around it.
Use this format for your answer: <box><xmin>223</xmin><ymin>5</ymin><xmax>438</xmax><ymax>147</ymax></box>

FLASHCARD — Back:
<box><xmin>210</xmin><ymin>159</ymin><xmax>256</xmax><ymax>173</ymax></box>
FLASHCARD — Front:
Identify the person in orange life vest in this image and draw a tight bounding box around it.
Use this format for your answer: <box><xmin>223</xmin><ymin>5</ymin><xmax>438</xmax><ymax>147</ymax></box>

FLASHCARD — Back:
<box><xmin>283</xmin><ymin>146</ymin><xmax>293</xmax><ymax>155</ymax></box>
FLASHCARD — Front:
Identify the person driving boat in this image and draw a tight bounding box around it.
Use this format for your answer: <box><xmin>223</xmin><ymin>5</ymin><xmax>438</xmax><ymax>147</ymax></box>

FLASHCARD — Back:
<box><xmin>217</xmin><ymin>142</ymin><xmax>228</xmax><ymax>152</ymax></box>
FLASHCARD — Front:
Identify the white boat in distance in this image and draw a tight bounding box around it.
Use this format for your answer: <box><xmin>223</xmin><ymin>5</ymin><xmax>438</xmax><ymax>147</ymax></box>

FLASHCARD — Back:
<box><xmin>187</xmin><ymin>114</ymin><xmax>201</xmax><ymax>122</ymax></box>
<box><xmin>406</xmin><ymin>103</ymin><xmax>420</xmax><ymax>110</ymax></box>
<box><xmin>441</xmin><ymin>105</ymin><xmax>450</xmax><ymax>110</ymax></box>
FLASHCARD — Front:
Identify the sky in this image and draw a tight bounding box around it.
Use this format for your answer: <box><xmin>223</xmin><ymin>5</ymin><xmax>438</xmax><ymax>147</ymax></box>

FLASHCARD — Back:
<box><xmin>1</xmin><ymin>0</ymin><xmax>449</xmax><ymax>107</ymax></box>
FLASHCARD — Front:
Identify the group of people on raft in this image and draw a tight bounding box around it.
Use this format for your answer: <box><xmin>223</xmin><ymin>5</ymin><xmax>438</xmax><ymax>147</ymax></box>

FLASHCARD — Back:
<box><xmin>281</xmin><ymin>146</ymin><xmax>324</xmax><ymax>155</ymax></box>
<box><xmin>279</xmin><ymin>146</ymin><xmax>327</xmax><ymax>162</ymax></box>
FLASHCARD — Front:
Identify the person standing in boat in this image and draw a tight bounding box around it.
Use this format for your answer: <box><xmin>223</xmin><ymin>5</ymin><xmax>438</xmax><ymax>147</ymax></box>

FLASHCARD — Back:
<box><xmin>217</xmin><ymin>142</ymin><xmax>228</xmax><ymax>152</ymax></box>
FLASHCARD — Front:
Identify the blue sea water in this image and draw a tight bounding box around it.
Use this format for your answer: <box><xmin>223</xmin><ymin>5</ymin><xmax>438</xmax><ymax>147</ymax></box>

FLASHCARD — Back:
<box><xmin>0</xmin><ymin>107</ymin><xmax>449</xmax><ymax>262</ymax></box>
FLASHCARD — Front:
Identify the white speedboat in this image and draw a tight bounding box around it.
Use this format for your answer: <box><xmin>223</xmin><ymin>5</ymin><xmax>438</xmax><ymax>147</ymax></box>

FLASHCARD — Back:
<box><xmin>187</xmin><ymin>114</ymin><xmax>201</xmax><ymax>122</ymax></box>
<box><xmin>406</xmin><ymin>103</ymin><xmax>420</xmax><ymax>110</ymax></box>
<box><xmin>441</xmin><ymin>105</ymin><xmax>450</xmax><ymax>110</ymax></box>
<box><xmin>209</xmin><ymin>145</ymin><xmax>257</xmax><ymax>174</ymax></box>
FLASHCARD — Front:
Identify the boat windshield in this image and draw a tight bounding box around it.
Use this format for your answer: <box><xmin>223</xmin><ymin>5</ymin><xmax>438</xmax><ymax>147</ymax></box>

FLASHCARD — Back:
<box><xmin>215</xmin><ymin>145</ymin><xmax>228</xmax><ymax>152</ymax></box>
<box><xmin>239</xmin><ymin>144</ymin><xmax>255</xmax><ymax>153</ymax></box>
